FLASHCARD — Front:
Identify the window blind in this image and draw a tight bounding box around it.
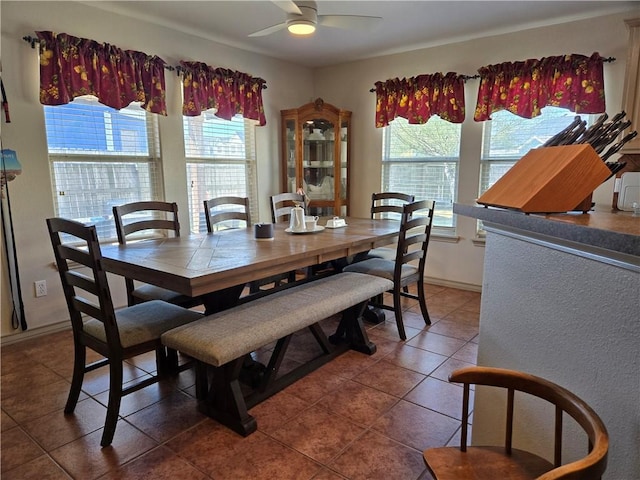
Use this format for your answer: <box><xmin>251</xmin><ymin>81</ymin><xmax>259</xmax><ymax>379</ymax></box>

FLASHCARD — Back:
<box><xmin>382</xmin><ymin>116</ymin><xmax>461</xmax><ymax>229</ymax></box>
<box><xmin>44</xmin><ymin>96</ymin><xmax>163</xmax><ymax>242</ymax></box>
<box><xmin>183</xmin><ymin>113</ymin><xmax>258</xmax><ymax>233</ymax></box>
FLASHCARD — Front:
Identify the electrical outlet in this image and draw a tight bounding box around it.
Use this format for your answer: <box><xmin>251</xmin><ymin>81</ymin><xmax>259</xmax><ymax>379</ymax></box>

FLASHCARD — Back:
<box><xmin>35</xmin><ymin>280</ymin><xmax>47</xmax><ymax>297</ymax></box>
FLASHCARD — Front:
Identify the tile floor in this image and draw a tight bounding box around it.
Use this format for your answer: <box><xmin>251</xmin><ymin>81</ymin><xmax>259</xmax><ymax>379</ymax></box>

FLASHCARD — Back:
<box><xmin>1</xmin><ymin>284</ymin><xmax>480</xmax><ymax>480</ymax></box>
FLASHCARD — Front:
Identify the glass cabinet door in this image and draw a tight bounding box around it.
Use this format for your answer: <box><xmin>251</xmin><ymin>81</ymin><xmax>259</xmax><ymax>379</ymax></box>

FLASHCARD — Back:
<box><xmin>285</xmin><ymin>119</ymin><xmax>296</xmax><ymax>193</ymax></box>
<box><xmin>303</xmin><ymin>117</ymin><xmax>335</xmax><ymax>216</ymax></box>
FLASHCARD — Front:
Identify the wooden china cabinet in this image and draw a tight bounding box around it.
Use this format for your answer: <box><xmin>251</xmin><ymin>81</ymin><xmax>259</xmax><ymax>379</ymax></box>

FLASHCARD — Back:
<box><xmin>280</xmin><ymin>98</ymin><xmax>351</xmax><ymax>217</ymax></box>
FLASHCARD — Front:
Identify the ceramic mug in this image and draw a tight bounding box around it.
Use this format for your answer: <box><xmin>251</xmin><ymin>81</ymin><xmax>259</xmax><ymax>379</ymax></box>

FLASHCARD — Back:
<box><xmin>305</xmin><ymin>215</ymin><xmax>319</xmax><ymax>231</ymax></box>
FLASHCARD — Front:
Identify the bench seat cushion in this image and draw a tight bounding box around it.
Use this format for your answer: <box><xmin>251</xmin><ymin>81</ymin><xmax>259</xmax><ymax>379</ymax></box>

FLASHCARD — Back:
<box><xmin>162</xmin><ymin>272</ymin><xmax>392</xmax><ymax>367</ymax></box>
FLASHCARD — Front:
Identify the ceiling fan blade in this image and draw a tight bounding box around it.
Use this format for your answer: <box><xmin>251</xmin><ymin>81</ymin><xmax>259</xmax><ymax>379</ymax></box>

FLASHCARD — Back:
<box><xmin>271</xmin><ymin>0</ymin><xmax>302</xmax><ymax>15</ymax></box>
<box><xmin>248</xmin><ymin>22</ymin><xmax>288</xmax><ymax>37</ymax></box>
<box><xmin>318</xmin><ymin>15</ymin><xmax>382</xmax><ymax>31</ymax></box>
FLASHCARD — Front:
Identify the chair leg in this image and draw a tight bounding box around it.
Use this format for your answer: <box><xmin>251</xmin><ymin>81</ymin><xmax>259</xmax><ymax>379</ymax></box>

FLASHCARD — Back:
<box><xmin>64</xmin><ymin>343</ymin><xmax>86</xmax><ymax>413</ymax></box>
<box><xmin>417</xmin><ymin>282</ymin><xmax>431</xmax><ymax>325</ymax></box>
<box><xmin>393</xmin><ymin>288</ymin><xmax>407</xmax><ymax>341</ymax></box>
<box><xmin>101</xmin><ymin>360</ymin><xmax>124</xmax><ymax>447</ymax></box>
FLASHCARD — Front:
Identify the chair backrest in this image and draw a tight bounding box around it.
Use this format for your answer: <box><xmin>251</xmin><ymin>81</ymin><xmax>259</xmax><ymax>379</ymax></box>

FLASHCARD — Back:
<box><xmin>452</xmin><ymin>366</ymin><xmax>609</xmax><ymax>480</ymax></box>
<box><xmin>394</xmin><ymin>200</ymin><xmax>435</xmax><ymax>282</ymax></box>
<box><xmin>204</xmin><ymin>196</ymin><xmax>251</xmax><ymax>233</ymax></box>
<box><xmin>112</xmin><ymin>201</ymin><xmax>180</xmax><ymax>245</ymax></box>
<box><xmin>370</xmin><ymin>192</ymin><xmax>415</xmax><ymax>219</ymax></box>
<box><xmin>270</xmin><ymin>193</ymin><xmax>305</xmax><ymax>223</ymax></box>
<box><xmin>47</xmin><ymin>217</ymin><xmax>121</xmax><ymax>348</ymax></box>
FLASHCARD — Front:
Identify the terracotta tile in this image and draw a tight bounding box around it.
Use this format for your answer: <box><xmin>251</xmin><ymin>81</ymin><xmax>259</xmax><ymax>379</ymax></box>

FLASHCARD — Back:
<box><xmin>330</xmin><ymin>429</ymin><xmax>425</xmax><ymax>480</ymax></box>
<box><xmin>1</xmin><ymin>363</ymin><xmax>66</xmax><ymax>399</ymax></box>
<box><xmin>316</xmin><ymin>350</ymin><xmax>381</xmax><ymax>380</ymax></box>
<box><xmin>0</xmin><ymin>427</ymin><xmax>45</xmax><ymax>473</ymax></box>
<box><xmin>404</xmin><ymin>377</ymin><xmax>474</xmax><ymax>420</ymax></box>
<box><xmin>424</xmin><ymin>319</ymin><xmax>478</xmax><ymax>341</ymax></box>
<box><xmin>383</xmin><ymin>344</ymin><xmax>448</xmax><ymax>375</ymax></box>
<box><xmin>2</xmin><ymin>454</ymin><xmax>70</xmax><ymax>480</ymax></box>
<box><xmin>353</xmin><ymin>360</ymin><xmax>425</xmax><ymax>398</ymax></box>
<box><xmin>283</xmin><ymin>367</ymin><xmax>346</xmax><ymax>403</ymax></box>
<box><xmin>49</xmin><ymin>421</ymin><xmax>157</xmax><ymax>479</ymax></box>
<box><xmin>249</xmin><ymin>390</ymin><xmax>310</xmax><ymax>433</ymax></box>
<box><xmin>1</xmin><ymin>409</ymin><xmax>17</xmax><ymax>432</ymax></box>
<box><xmin>367</xmin><ymin>317</ymin><xmax>423</xmax><ymax>342</ymax></box>
<box><xmin>372</xmin><ymin>399</ymin><xmax>460</xmax><ymax>450</ymax></box>
<box><xmin>93</xmin><ymin>379</ymin><xmax>178</xmax><ymax>417</ymax></box>
<box><xmin>442</xmin><ymin>308</ymin><xmax>479</xmax><ymax>326</ymax></box>
<box><xmin>167</xmin><ymin>422</ymin><xmax>321</xmax><ymax>479</ymax></box>
<box><xmin>364</xmin><ymin>331</ymin><xmax>404</xmax><ymax>356</ymax></box>
<box><xmin>430</xmin><ymin>357</ymin><xmax>476</xmax><ymax>383</ymax></box>
<box><xmin>80</xmin><ymin>363</ymin><xmax>151</xmax><ymax>396</ymax></box>
<box><xmin>407</xmin><ymin>332</ymin><xmax>467</xmax><ymax>356</ymax></box>
<box><xmin>317</xmin><ymin>380</ymin><xmax>398</xmax><ymax>426</ymax></box>
<box><xmin>271</xmin><ymin>405</ymin><xmax>364</xmax><ymax>463</ymax></box>
<box><xmin>1</xmin><ymin>379</ymin><xmax>85</xmax><ymax>424</ymax></box>
<box><xmin>97</xmin><ymin>445</ymin><xmax>207</xmax><ymax>479</ymax></box>
<box><xmin>311</xmin><ymin>468</ymin><xmax>348</xmax><ymax>479</ymax></box>
<box><xmin>124</xmin><ymin>391</ymin><xmax>206</xmax><ymax>443</ymax></box>
<box><xmin>22</xmin><ymin>397</ymin><xmax>107</xmax><ymax>451</ymax></box>
<box><xmin>452</xmin><ymin>342</ymin><xmax>478</xmax><ymax>364</ymax></box>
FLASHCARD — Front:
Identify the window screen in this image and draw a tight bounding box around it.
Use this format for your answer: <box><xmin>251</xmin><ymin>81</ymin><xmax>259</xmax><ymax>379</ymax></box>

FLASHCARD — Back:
<box><xmin>382</xmin><ymin>116</ymin><xmax>461</xmax><ymax>229</ymax></box>
<box><xmin>44</xmin><ymin>96</ymin><xmax>163</xmax><ymax>242</ymax></box>
<box><xmin>183</xmin><ymin>113</ymin><xmax>258</xmax><ymax>233</ymax></box>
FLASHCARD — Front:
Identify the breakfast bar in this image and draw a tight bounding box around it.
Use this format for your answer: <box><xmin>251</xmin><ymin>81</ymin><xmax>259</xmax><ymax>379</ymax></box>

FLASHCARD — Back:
<box><xmin>454</xmin><ymin>203</ymin><xmax>639</xmax><ymax>480</ymax></box>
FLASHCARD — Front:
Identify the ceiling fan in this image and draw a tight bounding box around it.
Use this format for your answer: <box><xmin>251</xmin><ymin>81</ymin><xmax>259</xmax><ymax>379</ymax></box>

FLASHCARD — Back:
<box><xmin>249</xmin><ymin>0</ymin><xmax>382</xmax><ymax>37</ymax></box>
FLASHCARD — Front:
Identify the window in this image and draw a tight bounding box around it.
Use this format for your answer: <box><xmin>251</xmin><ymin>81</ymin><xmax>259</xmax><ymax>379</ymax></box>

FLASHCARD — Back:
<box><xmin>479</xmin><ymin>106</ymin><xmax>589</xmax><ymax>195</ymax></box>
<box><xmin>183</xmin><ymin>113</ymin><xmax>258</xmax><ymax>233</ymax></box>
<box><xmin>44</xmin><ymin>96</ymin><xmax>162</xmax><ymax>242</ymax></box>
<box><xmin>382</xmin><ymin>116</ymin><xmax>461</xmax><ymax>229</ymax></box>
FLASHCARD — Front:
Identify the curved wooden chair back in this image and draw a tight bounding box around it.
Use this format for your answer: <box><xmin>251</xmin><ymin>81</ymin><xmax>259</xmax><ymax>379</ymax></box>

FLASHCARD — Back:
<box><xmin>270</xmin><ymin>193</ymin><xmax>305</xmax><ymax>223</ymax></box>
<box><xmin>204</xmin><ymin>196</ymin><xmax>251</xmax><ymax>233</ymax></box>
<box><xmin>112</xmin><ymin>201</ymin><xmax>180</xmax><ymax>244</ymax></box>
<box><xmin>370</xmin><ymin>192</ymin><xmax>415</xmax><ymax>219</ymax></box>
<box><xmin>423</xmin><ymin>366</ymin><xmax>609</xmax><ymax>480</ymax></box>
<box><xmin>394</xmin><ymin>199</ymin><xmax>435</xmax><ymax>280</ymax></box>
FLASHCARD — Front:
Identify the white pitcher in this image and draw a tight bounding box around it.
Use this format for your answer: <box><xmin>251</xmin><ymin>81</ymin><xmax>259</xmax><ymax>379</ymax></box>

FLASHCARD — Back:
<box><xmin>289</xmin><ymin>205</ymin><xmax>306</xmax><ymax>232</ymax></box>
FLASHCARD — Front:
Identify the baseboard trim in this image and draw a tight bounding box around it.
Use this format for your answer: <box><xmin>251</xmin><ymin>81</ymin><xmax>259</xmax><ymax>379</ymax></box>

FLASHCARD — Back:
<box><xmin>425</xmin><ymin>277</ymin><xmax>482</xmax><ymax>293</ymax></box>
<box><xmin>1</xmin><ymin>321</ymin><xmax>71</xmax><ymax>346</ymax></box>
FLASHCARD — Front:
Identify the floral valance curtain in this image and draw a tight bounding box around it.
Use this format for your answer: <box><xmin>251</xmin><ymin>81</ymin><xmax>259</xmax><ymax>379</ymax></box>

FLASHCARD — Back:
<box><xmin>374</xmin><ymin>72</ymin><xmax>465</xmax><ymax>128</ymax></box>
<box><xmin>36</xmin><ymin>31</ymin><xmax>167</xmax><ymax>115</ymax></box>
<box><xmin>474</xmin><ymin>52</ymin><xmax>605</xmax><ymax>121</ymax></box>
<box><xmin>180</xmin><ymin>61</ymin><xmax>266</xmax><ymax>126</ymax></box>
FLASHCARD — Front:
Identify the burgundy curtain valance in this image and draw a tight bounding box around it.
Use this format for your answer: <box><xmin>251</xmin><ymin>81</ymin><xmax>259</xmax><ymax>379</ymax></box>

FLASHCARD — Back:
<box><xmin>36</xmin><ymin>31</ymin><xmax>167</xmax><ymax>115</ymax></box>
<box><xmin>375</xmin><ymin>72</ymin><xmax>466</xmax><ymax>127</ymax></box>
<box><xmin>180</xmin><ymin>61</ymin><xmax>266</xmax><ymax>126</ymax></box>
<box><xmin>474</xmin><ymin>52</ymin><xmax>606</xmax><ymax>121</ymax></box>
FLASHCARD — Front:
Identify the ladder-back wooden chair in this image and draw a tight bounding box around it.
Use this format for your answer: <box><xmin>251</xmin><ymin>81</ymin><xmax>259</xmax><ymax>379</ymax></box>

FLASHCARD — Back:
<box><xmin>344</xmin><ymin>199</ymin><xmax>435</xmax><ymax>340</ymax></box>
<box><xmin>368</xmin><ymin>191</ymin><xmax>415</xmax><ymax>261</ymax></box>
<box><xmin>47</xmin><ymin>217</ymin><xmax>201</xmax><ymax>446</ymax></box>
<box><xmin>112</xmin><ymin>201</ymin><xmax>202</xmax><ymax>308</ymax></box>
<box><xmin>204</xmin><ymin>196</ymin><xmax>251</xmax><ymax>233</ymax></box>
<box><xmin>423</xmin><ymin>366</ymin><xmax>609</xmax><ymax>480</ymax></box>
<box><xmin>270</xmin><ymin>192</ymin><xmax>305</xmax><ymax>224</ymax></box>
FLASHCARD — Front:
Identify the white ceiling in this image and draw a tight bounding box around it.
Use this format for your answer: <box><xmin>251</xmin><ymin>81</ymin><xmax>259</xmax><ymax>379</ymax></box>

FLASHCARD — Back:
<box><xmin>87</xmin><ymin>1</ymin><xmax>640</xmax><ymax>68</ymax></box>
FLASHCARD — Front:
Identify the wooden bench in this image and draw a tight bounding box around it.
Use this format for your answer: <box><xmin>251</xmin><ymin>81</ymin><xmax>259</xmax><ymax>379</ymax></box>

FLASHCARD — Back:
<box><xmin>162</xmin><ymin>272</ymin><xmax>393</xmax><ymax>436</ymax></box>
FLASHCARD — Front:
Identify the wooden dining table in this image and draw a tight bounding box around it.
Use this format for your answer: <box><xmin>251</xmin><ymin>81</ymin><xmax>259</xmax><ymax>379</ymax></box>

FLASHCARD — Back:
<box><xmin>101</xmin><ymin>216</ymin><xmax>400</xmax><ymax>314</ymax></box>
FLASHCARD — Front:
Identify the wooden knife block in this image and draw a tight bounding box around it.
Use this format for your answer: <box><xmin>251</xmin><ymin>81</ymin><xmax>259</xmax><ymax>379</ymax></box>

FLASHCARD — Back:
<box><xmin>477</xmin><ymin>144</ymin><xmax>610</xmax><ymax>213</ymax></box>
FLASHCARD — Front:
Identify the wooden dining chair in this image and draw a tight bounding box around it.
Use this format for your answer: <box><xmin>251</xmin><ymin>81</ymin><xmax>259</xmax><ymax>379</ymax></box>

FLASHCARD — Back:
<box><xmin>423</xmin><ymin>366</ymin><xmax>609</xmax><ymax>480</ymax></box>
<box><xmin>270</xmin><ymin>192</ymin><xmax>305</xmax><ymax>224</ymax></box>
<box><xmin>47</xmin><ymin>217</ymin><xmax>202</xmax><ymax>447</ymax></box>
<box><xmin>368</xmin><ymin>191</ymin><xmax>415</xmax><ymax>262</ymax></box>
<box><xmin>343</xmin><ymin>199</ymin><xmax>435</xmax><ymax>340</ymax></box>
<box><xmin>112</xmin><ymin>201</ymin><xmax>202</xmax><ymax>308</ymax></box>
<box><xmin>204</xmin><ymin>196</ymin><xmax>251</xmax><ymax>233</ymax></box>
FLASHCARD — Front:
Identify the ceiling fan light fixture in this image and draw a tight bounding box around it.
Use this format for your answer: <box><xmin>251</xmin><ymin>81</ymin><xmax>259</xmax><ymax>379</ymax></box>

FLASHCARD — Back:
<box><xmin>287</xmin><ymin>19</ymin><xmax>316</xmax><ymax>35</ymax></box>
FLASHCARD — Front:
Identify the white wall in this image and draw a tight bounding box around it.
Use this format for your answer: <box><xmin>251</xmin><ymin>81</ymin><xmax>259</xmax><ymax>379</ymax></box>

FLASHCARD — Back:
<box><xmin>314</xmin><ymin>11</ymin><xmax>634</xmax><ymax>291</ymax></box>
<box><xmin>0</xmin><ymin>2</ymin><xmax>636</xmax><ymax>341</ymax></box>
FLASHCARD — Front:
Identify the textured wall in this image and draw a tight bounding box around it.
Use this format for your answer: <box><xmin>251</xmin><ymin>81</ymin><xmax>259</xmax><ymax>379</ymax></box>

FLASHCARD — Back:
<box><xmin>473</xmin><ymin>226</ymin><xmax>639</xmax><ymax>479</ymax></box>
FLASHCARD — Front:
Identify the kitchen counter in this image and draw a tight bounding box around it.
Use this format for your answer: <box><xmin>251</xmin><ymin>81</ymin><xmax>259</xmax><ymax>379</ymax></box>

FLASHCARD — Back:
<box><xmin>453</xmin><ymin>203</ymin><xmax>640</xmax><ymax>261</ymax></box>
